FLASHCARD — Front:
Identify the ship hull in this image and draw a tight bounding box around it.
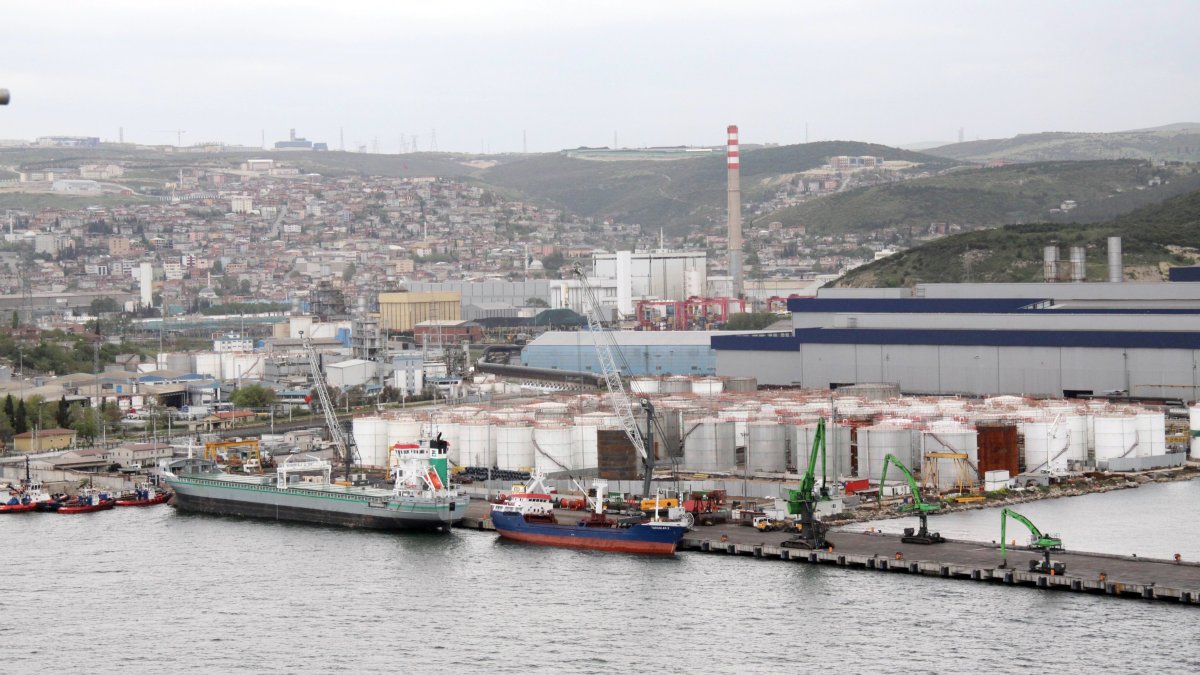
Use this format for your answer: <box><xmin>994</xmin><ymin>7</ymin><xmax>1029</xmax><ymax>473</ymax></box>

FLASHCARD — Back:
<box><xmin>490</xmin><ymin>511</ymin><xmax>686</xmax><ymax>554</ymax></box>
<box><xmin>0</xmin><ymin>502</ymin><xmax>39</xmax><ymax>513</ymax></box>
<box><xmin>58</xmin><ymin>500</ymin><xmax>116</xmax><ymax>514</ymax></box>
<box><xmin>166</xmin><ymin>475</ymin><xmax>468</xmax><ymax>531</ymax></box>
<box><xmin>115</xmin><ymin>493</ymin><xmax>171</xmax><ymax>507</ymax></box>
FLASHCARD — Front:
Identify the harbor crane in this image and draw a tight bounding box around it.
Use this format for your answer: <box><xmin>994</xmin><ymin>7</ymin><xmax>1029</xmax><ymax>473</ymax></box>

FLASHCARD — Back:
<box><xmin>999</xmin><ymin>507</ymin><xmax>1065</xmax><ymax>574</ymax></box>
<box><xmin>782</xmin><ymin>417</ymin><xmax>832</xmax><ymax>550</ymax></box>
<box><xmin>571</xmin><ymin>263</ymin><xmax>656</xmax><ymax>498</ymax></box>
<box><xmin>878</xmin><ymin>453</ymin><xmax>945</xmax><ymax>544</ymax></box>
<box><xmin>300</xmin><ymin>330</ymin><xmax>357</xmax><ymax>482</ymax></box>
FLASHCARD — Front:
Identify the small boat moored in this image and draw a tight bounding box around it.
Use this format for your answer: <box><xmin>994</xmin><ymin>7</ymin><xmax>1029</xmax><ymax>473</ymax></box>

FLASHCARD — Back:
<box><xmin>115</xmin><ymin>482</ymin><xmax>171</xmax><ymax>507</ymax></box>
<box><xmin>58</xmin><ymin>487</ymin><xmax>117</xmax><ymax>514</ymax></box>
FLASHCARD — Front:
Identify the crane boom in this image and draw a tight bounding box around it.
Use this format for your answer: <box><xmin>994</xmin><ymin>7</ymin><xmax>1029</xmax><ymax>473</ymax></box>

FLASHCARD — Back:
<box><xmin>571</xmin><ymin>263</ymin><xmax>653</xmax><ymax>496</ymax></box>
<box><xmin>1000</xmin><ymin>507</ymin><xmax>1062</xmax><ymax>563</ymax></box>
<box><xmin>300</xmin><ymin>331</ymin><xmax>354</xmax><ymax>480</ymax></box>
<box><xmin>878</xmin><ymin>454</ymin><xmax>939</xmax><ymax>514</ymax></box>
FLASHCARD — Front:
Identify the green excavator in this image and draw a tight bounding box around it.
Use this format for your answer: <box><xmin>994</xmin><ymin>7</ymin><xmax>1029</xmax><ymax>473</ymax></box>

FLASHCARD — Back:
<box><xmin>999</xmin><ymin>507</ymin><xmax>1066</xmax><ymax>574</ymax></box>
<box><xmin>877</xmin><ymin>453</ymin><xmax>945</xmax><ymax>545</ymax></box>
<box><xmin>781</xmin><ymin>417</ymin><xmax>833</xmax><ymax>550</ymax></box>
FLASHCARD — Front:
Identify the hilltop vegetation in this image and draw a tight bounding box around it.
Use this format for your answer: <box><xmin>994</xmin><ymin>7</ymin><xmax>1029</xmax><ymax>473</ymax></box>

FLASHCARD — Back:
<box><xmin>755</xmin><ymin>160</ymin><xmax>1200</xmax><ymax>236</ymax></box>
<box><xmin>832</xmin><ymin>188</ymin><xmax>1200</xmax><ymax>287</ymax></box>
<box><xmin>927</xmin><ymin>125</ymin><xmax>1200</xmax><ymax>163</ymax></box>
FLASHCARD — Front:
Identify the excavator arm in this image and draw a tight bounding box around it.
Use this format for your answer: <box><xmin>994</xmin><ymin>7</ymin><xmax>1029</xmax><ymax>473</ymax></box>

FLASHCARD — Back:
<box><xmin>1000</xmin><ymin>507</ymin><xmax>1063</xmax><ymax>564</ymax></box>
<box><xmin>878</xmin><ymin>453</ymin><xmax>937</xmax><ymax>513</ymax></box>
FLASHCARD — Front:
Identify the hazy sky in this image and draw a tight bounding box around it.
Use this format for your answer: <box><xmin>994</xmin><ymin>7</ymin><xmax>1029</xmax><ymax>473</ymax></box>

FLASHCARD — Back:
<box><xmin>3</xmin><ymin>0</ymin><xmax>1197</xmax><ymax>153</ymax></box>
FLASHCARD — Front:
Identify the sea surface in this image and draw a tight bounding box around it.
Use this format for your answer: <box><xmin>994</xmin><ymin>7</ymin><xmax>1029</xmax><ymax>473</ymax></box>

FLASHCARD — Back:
<box><xmin>2</xmin><ymin>482</ymin><xmax>1197</xmax><ymax>674</ymax></box>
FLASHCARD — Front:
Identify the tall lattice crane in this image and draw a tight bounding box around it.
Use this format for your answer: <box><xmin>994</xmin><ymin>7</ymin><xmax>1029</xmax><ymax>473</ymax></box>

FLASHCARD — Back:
<box><xmin>300</xmin><ymin>331</ymin><xmax>356</xmax><ymax>480</ymax></box>
<box><xmin>571</xmin><ymin>263</ymin><xmax>655</xmax><ymax>497</ymax></box>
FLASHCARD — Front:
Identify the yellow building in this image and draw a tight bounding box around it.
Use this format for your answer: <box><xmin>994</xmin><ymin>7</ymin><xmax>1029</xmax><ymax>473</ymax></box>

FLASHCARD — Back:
<box><xmin>377</xmin><ymin>291</ymin><xmax>461</xmax><ymax>332</ymax></box>
<box><xmin>14</xmin><ymin>428</ymin><xmax>77</xmax><ymax>453</ymax></box>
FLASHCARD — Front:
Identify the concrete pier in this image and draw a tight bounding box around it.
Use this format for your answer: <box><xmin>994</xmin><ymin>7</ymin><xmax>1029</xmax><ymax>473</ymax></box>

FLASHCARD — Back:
<box><xmin>458</xmin><ymin>499</ymin><xmax>1200</xmax><ymax>605</ymax></box>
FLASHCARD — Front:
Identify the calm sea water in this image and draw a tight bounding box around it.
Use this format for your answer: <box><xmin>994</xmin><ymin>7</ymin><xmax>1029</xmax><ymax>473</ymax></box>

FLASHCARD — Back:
<box><xmin>2</xmin><ymin>482</ymin><xmax>1197</xmax><ymax>674</ymax></box>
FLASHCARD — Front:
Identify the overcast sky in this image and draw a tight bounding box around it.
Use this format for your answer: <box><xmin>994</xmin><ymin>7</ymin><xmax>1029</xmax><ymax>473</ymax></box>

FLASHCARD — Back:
<box><xmin>3</xmin><ymin>0</ymin><xmax>1197</xmax><ymax>153</ymax></box>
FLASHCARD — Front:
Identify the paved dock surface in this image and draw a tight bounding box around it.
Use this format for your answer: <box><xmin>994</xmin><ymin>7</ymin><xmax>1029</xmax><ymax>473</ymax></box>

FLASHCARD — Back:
<box><xmin>458</xmin><ymin>499</ymin><xmax>1200</xmax><ymax>604</ymax></box>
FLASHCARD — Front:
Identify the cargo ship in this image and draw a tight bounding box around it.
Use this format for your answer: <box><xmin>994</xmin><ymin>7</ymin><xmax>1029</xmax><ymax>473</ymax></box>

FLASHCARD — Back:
<box><xmin>164</xmin><ymin>435</ymin><xmax>469</xmax><ymax>531</ymax></box>
<box><xmin>490</xmin><ymin>478</ymin><xmax>689</xmax><ymax>554</ymax></box>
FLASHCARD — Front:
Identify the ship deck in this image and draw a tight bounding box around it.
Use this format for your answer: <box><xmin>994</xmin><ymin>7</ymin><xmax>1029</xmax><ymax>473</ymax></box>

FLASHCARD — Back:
<box><xmin>173</xmin><ymin>472</ymin><xmax>397</xmax><ymax>500</ymax></box>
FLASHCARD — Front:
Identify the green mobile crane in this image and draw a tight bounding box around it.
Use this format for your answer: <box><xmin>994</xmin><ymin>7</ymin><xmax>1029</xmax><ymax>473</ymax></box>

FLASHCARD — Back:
<box><xmin>781</xmin><ymin>417</ymin><xmax>833</xmax><ymax>550</ymax></box>
<box><xmin>999</xmin><ymin>508</ymin><xmax>1065</xmax><ymax>574</ymax></box>
<box><xmin>878</xmin><ymin>453</ymin><xmax>945</xmax><ymax>545</ymax></box>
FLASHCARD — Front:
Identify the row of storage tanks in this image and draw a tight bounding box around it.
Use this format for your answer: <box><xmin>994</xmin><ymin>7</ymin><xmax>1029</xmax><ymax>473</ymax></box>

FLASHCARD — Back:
<box><xmin>350</xmin><ymin>383</ymin><xmax>1180</xmax><ymax>485</ymax></box>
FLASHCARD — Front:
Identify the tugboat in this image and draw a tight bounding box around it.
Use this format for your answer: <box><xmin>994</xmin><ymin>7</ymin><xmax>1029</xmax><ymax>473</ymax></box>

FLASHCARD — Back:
<box><xmin>490</xmin><ymin>476</ymin><xmax>690</xmax><ymax>555</ymax></box>
<box><xmin>2</xmin><ymin>456</ymin><xmax>66</xmax><ymax>512</ymax></box>
<box><xmin>0</xmin><ymin>489</ymin><xmax>39</xmax><ymax>513</ymax></box>
<box><xmin>58</xmin><ymin>486</ymin><xmax>117</xmax><ymax>514</ymax></box>
<box><xmin>115</xmin><ymin>482</ymin><xmax>171</xmax><ymax>507</ymax></box>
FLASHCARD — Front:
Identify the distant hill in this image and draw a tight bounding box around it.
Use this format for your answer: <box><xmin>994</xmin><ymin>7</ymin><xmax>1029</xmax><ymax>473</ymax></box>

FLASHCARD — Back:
<box><xmin>831</xmin><ymin>188</ymin><xmax>1200</xmax><ymax>288</ymax></box>
<box><xmin>926</xmin><ymin>126</ymin><xmax>1200</xmax><ymax>163</ymax></box>
<box><xmin>754</xmin><ymin>160</ymin><xmax>1200</xmax><ymax>236</ymax></box>
<box><xmin>478</xmin><ymin>141</ymin><xmax>954</xmax><ymax>235</ymax></box>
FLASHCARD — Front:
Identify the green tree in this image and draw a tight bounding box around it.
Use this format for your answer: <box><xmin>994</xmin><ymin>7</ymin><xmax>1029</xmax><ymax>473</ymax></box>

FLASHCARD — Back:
<box><xmin>342</xmin><ymin>263</ymin><xmax>357</xmax><ymax>282</ymax></box>
<box><xmin>89</xmin><ymin>296</ymin><xmax>120</xmax><ymax>315</ymax></box>
<box><xmin>526</xmin><ymin>297</ymin><xmax>549</xmax><ymax>308</ymax></box>
<box><xmin>56</xmin><ymin>395</ymin><xmax>71</xmax><ymax>428</ymax></box>
<box><xmin>68</xmin><ymin>404</ymin><xmax>98</xmax><ymax>443</ymax></box>
<box><xmin>10</xmin><ymin>310</ymin><xmax>17</xmax><ymax>329</ymax></box>
<box><xmin>14</xmin><ymin>399</ymin><xmax>27</xmax><ymax>434</ymax></box>
<box><xmin>230</xmin><ymin>384</ymin><xmax>277</xmax><ymax>409</ymax></box>
<box><xmin>541</xmin><ymin>251</ymin><xmax>566</xmax><ymax>273</ymax></box>
<box><xmin>722</xmin><ymin>312</ymin><xmax>784</xmax><ymax>331</ymax></box>
<box><xmin>3</xmin><ymin>394</ymin><xmax>14</xmax><ymax>429</ymax></box>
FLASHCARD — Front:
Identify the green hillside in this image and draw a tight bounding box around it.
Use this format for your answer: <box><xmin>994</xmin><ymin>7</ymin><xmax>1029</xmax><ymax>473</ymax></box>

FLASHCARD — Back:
<box><xmin>478</xmin><ymin>141</ymin><xmax>952</xmax><ymax>234</ymax></box>
<box><xmin>756</xmin><ymin>160</ymin><xmax>1200</xmax><ymax>236</ymax></box>
<box><xmin>832</xmin><ymin>189</ymin><xmax>1200</xmax><ymax>288</ymax></box>
<box><xmin>927</xmin><ymin>126</ymin><xmax>1200</xmax><ymax>163</ymax></box>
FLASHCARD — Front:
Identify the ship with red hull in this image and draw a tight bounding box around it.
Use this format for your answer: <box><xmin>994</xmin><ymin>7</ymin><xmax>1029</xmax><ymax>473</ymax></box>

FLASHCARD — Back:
<box><xmin>115</xmin><ymin>483</ymin><xmax>171</xmax><ymax>507</ymax></box>
<box><xmin>58</xmin><ymin>488</ymin><xmax>116</xmax><ymax>514</ymax></box>
<box><xmin>489</xmin><ymin>478</ymin><xmax>689</xmax><ymax>555</ymax></box>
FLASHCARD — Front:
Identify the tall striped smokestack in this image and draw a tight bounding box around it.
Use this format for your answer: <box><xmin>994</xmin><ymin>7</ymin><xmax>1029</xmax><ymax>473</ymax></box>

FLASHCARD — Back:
<box><xmin>727</xmin><ymin>124</ymin><xmax>743</xmax><ymax>297</ymax></box>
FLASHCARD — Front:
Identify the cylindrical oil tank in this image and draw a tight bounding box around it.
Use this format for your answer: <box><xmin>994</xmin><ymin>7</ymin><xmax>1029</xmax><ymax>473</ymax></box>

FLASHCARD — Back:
<box><xmin>351</xmin><ymin>417</ymin><xmax>389</xmax><ymax>468</ymax></box>
<box><xmin>682</xmin><ymin>419</ymin><xmax>736</xmax><ymax>472</ymax></box>
<box><xmin>1063</xmin><ymin>415</ymin><xmax>1087</xmax><ymax>464</ymax></box>
<box><xmin>692</xmin><ymin>377</ymin><xmax>724</xmax><ymax>396</ymax></box>
<box><xmin>533</xmin><ymin>425</ymin><xmax>574</xmax><ymax>475</ymax></box>
<box><xmin>572</xmin><ymin>424</ymin><xmax>599</xmax><ymax>469</ymax></box>
<box><xmin>835</xmin><ymin>383</ymin><xmax>901</xmax><ymax>401</ymax></box>
<box><xmin>427</xmin><ymin>420</ymin><xmax>460</xmax><ymax>465</ymax></box>
<box><xmin>975</xmin><ymin>422</ymin><xmax>1019</xmax><ymax>478</ymax></box>
<box><xmin>385</xmin><ymin>417</ymin><xmax>424</xmax><ymax>448</ymax></box>
<box><xmin>660</xmin><ymin>376</ymin><xmax>692</xmax><ymax>394</ymax></box>
<box><xmin>458</xmin><ymin>422</ymin><xmax>493</xmax><ymax>467</ymax></box>
<box><xmin>920</xmin><ymin>424</ymin><xmax>978</xmax><ymax>491</ymax></box>
<box><xmin>495</xmin><ymin>423</ymin><xmax>535</xmax><ymax>471</ymax></box>
<box><xmin>790</xmin><ymin>422</ymin><xmax>852</xmax><ymax>479</ymax></box>
<box><xmin>724</xmin><ymin>376</ymin><xmax>758</xmax><ymax>393</ymax></box>
<box><xmin>1094</xmin><ymin>415</ymin><xmax>1138</xmax><ymax>461</ymax></box>
<box><xmin>630</xmin><ymin>377</ymin><xmax>661</xmax><ymax>394</ymax></box>
<box><xmin>574</xmin><ymin>411</ymin><xmax>620</xmax><ymax>428</ymax></box>
<box><xmin>1021</xmin><ymin>421</ymin><xmax>1069</xmax><ymax>474</ymax></box>
<box><xmin>1134</xmin><ymin>412</ymin><xmax>1166</xmax><ymax>457</ymax></box>
<box><xmin>1190</xmin><ymin>407</ymin><xmax>1200</xmax><ymax>459</ymax></box>
<box><xmin>746</xmin><ymin>421</ymin><xmax>786</xmax><ymax>474</ymax></box>
<box><xmin>531</xmin><ymin>401</ymin><xmax>570</xmax><ymax>423</ymax></box>
<box><xmin>859</xmin><ymin>424</ymin><xmax>914</xmax><ymax>480</ymax></box>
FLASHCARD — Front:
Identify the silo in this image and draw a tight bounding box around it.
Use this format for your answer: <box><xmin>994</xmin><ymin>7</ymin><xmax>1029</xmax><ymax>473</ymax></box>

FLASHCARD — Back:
<box><xmin>790</xmin><ymin>422</ymin><xmax>851</xmax><ymax>479</ymax></box>
<box><xmin>458</xmin><ymin>422</ymin><xmax>493</xmax><ymax>467</ymax></box>
<box><xmin>660</xmin><ymin>376</ymin><xmax>692</xmax><ymax>394</ymax></box>
<box><xmin>1190</xmin><ymin>407</ymin><xmax>1200</xmax><ymax>459</ymax></box>
<box><xmin>1043</xmin><ymin>245</ymin><xmax>1059</xmax><ymax>283</ymax></box>
<box><xmin>746</xmin><ymin>421</ymin><xmax>787</xmax><ymax>474</ymax></box>
<box><xmin>1107</xmin><ymin>236</ymin><xmax>1123</xmax><ymax>282</ymax></box>
<box><xmin>682</xmin><ymin>419</ymin><xmax>736</xmax><ymax>472</ymax></box>
<box><xmin>385</xmin><ymin>417</ymin><xmax>424</xmax><ymax>447</ymax></box>
<box><xmin>1021</xmin><ymin>421</ymin><xmax>1069</xmax><ymax>474</ymax></box>
<box><xmin>835</xmin><ymin>383</ymin><xmax>900</xmax><ymax>401</ymax></box>
<box><xmin>351</xmin><ymin>417</ymin><xmax>389</xmax><ymax>467</ymax></box>
<box><xmin>859</xmin><ymin>424</ymin><xmax>914</xmax><ymax>480</ymax></box>
<box><xmin>533</xmin><ymin>425</ymin><xmax>574</xmax><ymax>475</ymax></box>
<box><xmin>692</xmin><ymin>377</ymin><xmax>724</xmax><ymax>396</ymax></box>
<box><xmin>495</xmin><ymin>423</ymin><xmax>535</xmax><ymax>471</ymax></box>
<box><xmin>531</xmin><ymin>401</ymin><xmax>570</xmax><ymax>423</ymax></box>
<box><xmin>1094</xmin><ymin>415</ymin><xmax>1137</xmax><ymax>461</ymax></box>
<box><xmin>1069</xmin><ymin>246</ymin><xmax>1086</xmax><ymax>282</ymax></box>
<box><xmin>725</xmin><ymin>376</ymin><xmax>758</xmax><ymax>393</ymax></box>
<box><xmin>1064</xmin><ymin>415</ymin><xmax>1088</xmax><ymax>464</ymax></box>
<box><xmin>572</xmin><ymin>424</ymin><xmax>599</xmax><ymax>469</ymax></box>
<box><xmin>630</xmin><ymin>377</ymin><xmax>661</xmax><ymax>395</ymax></box>
<box><xmin>1134</xmin><ymin>412</ymin><xmax>1166</xmax><ymax>457</ymax></box>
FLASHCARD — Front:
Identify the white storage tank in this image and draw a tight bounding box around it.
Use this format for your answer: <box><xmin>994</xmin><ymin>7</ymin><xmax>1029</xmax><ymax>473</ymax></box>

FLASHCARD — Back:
<box><xmin>533</xmin><ymin>425</ymin><xmax>574</xmax><ymax>475</ymax></box>
<box><xmin>458</xmin><ymin>422</ymin><xmax>493</xmax><ymax>467</ymax></box>
<box><xmin>682</xmin><ymin>419</ymin><xmax>736</xmax><ymax>472</ymax></box>
<box><xmin>692</xmin><ymin>377</ymin><xmax>724</xmax><ymax>396</ymax></box>
<box><xmin>660</xmin><ymin>376</ymin><xmax>692</xmax><ymax>394</ymax></box>
<box><xmin>1190</xmin><ymin>407</ymin><xmax>1200</xmax><ymax>459</ymax></box>
<box><xmin>919</xmin><ymin>423</ymin><xmax>978</xmax><ymax>491</ymax></box>
<box><xmin>531</xmin><ymin>401</ymin><xmax>570</xmax><ymax>422</ymax></box>
<box><xmin>630</xmin><ymin>377</ymin><xmax>661</xmax><ymax>394</ymax></box>
<box><xmin>1093</xmin><ymin>415</ymin><xmax>1138</xmax><ymax>462</ymax></box>
<box><xmin>385</xmin><ymin>417</ymin><xmax>424</xmax><ymax>448</ymax></box>
<box><xmin>572</xmin><ymin>424</ymin><xmax>599</xmax><ymax>470</ymax></box>
<box><xmin>351</xmin><ymin>416</ymin><xmax>389</xmax><ymax>468</ymax></box>
<box><xmin>495</xmin><ymin>423</ymin><xmax>535</xmax><ymax>471</ymax></box>
<box><xmin>1021</xmin><ymin>421</ymin><xmax>1070</xmax><ymax>474</ymax></box>
<box><xmin>746</xmin><ymin>421</ymin><xmax>787</xmax><ymax>474</ymax></box>
<box><xmin>1064</xmin><ymin>415</ymin><xmax>1088</xmax><ymax>464</ymax></box>
<box><xmin>859</xmin><ymin>424</ymin><xmax>914</xmax><ymax>480</ymax></box>
<box><xmin>1134</xmin><ymin>412</ymin><xmax>1166</xmax><ymax>457</ymax></box>
<box><xmin>725</xmin><ymin>376</ymin><xmax>758</xmax><ymax>393</ymax></box>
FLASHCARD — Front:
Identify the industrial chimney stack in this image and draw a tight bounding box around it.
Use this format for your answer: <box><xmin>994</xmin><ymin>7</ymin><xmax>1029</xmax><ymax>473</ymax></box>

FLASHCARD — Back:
<box><xmin>1107</xmin><ymin>236</ymin><xmax>1123</xmax><ymax>282</ymax></box>
<box><xmin>726</xmin><ymin>124</ymin><xmax>743</xmax><ymax>297</ymax></box>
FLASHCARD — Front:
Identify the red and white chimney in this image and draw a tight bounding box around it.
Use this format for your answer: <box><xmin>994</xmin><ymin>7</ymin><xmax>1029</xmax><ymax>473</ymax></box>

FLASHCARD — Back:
<box><xmin>726</xmin><ymin>124</ymin><xmax>743</xmax><ymax>297</ymax></box>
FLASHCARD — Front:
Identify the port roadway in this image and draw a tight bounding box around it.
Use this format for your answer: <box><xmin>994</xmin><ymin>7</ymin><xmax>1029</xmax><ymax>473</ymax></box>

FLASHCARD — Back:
<box><xmin>458</xmin><ymin>500</ymin><xmax>1200</xmax><ymax>605</ymax></box>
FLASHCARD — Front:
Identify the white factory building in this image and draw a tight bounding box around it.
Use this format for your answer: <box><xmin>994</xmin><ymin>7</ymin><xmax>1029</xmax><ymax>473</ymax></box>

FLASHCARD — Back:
<box><xmin>712</xmin><ymin>281</ymin><xmax>1200</xmax><ymax>400</ymax></box>
<box><xmin>591</xmin><ymin>250</ymin><xmax>707</xmax><ymax>316</ymax></box>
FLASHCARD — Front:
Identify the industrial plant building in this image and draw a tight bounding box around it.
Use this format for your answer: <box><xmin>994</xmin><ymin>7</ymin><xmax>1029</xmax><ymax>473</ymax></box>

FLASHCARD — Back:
<box><xmin>521</xmin><ymin>331</ymin><xmax>730</xmax><ymax>376</ymax></box>
<box><xmin>712</xmin><ymin>281</ymin><xmax>1200</xmax><ymax>399</ymax></box>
